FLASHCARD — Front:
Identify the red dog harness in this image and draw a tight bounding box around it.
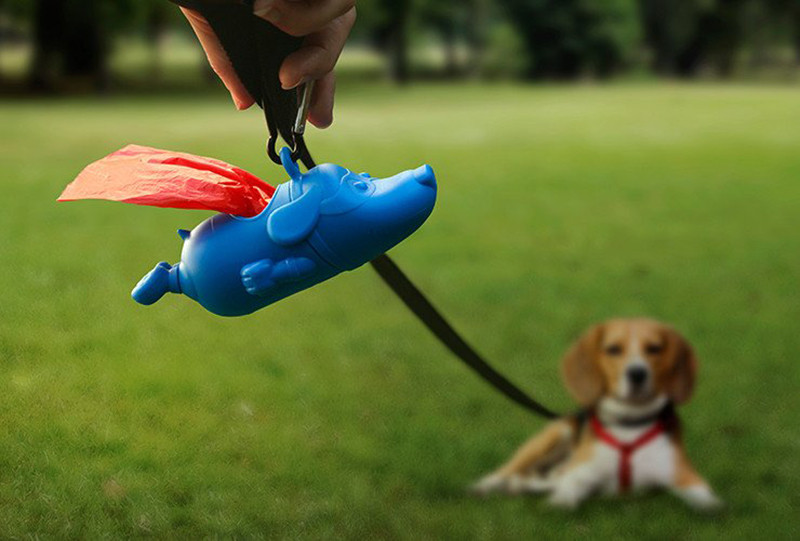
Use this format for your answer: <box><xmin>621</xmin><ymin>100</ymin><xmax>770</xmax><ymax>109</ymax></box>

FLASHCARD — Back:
<box><xmin>590</xmin><ymin>415</ymin><xmax>665</xmax><ymax>493</ymax></box>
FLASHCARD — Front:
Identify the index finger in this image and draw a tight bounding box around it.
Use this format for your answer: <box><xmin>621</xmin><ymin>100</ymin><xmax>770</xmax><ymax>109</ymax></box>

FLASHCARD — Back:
<box><xmin>181</xmin><ymin>7</ymin><xmax>255</xmax><ymax>110</ymax></box>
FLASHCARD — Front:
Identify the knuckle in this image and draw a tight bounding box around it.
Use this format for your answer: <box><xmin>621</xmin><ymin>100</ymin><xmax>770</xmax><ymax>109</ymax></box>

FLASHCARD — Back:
<box><xmin>319</xmin><ymin>51</ymin><xmax>337</xmax><ymax>74</ymax></box>
<box><xmin>305</xmin><ymin>45</ymin><xmax>337</xmax><ymax>74</ymax></box>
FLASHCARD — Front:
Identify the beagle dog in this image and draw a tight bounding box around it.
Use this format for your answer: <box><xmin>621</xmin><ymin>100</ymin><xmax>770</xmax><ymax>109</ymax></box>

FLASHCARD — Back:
<box><xmin>472</xmin><ymin>318</ymin><xmax>722</xmax><ymax>511</ymax></box>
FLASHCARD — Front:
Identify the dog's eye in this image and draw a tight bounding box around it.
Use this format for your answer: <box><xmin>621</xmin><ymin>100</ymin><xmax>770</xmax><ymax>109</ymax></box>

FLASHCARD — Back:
<box><xmin>604</xmin><ymin>344</ymin><xmax>624</xmax><ymax>356</ymax></box>
<box><xmin>645</xmin><ymin>343</ymin><xmax>664</xmax><ymax>355</ymax></box>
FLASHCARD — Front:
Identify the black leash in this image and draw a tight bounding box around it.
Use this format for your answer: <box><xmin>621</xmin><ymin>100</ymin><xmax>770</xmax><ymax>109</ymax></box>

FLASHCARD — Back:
<box><xmin>172</xmin><ymin>0</ymin><xmax>559</xmax><ymax>420</ymax></box>
<box><xmin>369</xmin><ymin>255</ymin><xmax>558</xmax><ymax>419</ymax></box>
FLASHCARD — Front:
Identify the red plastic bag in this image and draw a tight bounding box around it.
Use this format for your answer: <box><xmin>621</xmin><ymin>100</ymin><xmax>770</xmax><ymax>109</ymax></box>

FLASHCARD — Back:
<box><xmin>58</xmin><ymin>145</ymin><xmax>275</xmax><ymax>217</ymax></box>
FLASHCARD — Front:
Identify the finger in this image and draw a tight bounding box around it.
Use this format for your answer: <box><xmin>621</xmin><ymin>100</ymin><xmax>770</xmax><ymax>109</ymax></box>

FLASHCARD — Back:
<box><xmin>308</xmin><ymin>71</ymin><xmax>335</xmax><ymax>129</ymax></box>
<box><xmin>181</xmin><ymin>7</ymin><xmax>255</xmax><ymax>110</ymax></box>
<box><xmin>279</xmin><ymin>7</ymin><xmax>355</xmax><ymax>90</ymax></box>
<box><xmin>254</xmin><ymin>0</ymin><xmax>355</xmax><ymax>37</ymax></box>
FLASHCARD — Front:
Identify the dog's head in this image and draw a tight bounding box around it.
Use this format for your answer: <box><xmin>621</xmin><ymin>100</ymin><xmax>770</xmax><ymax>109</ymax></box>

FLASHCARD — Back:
<box><xmin>561</xmin><ymin>319</ymin><xmax>697</xmax><ymax>408</ymax></box>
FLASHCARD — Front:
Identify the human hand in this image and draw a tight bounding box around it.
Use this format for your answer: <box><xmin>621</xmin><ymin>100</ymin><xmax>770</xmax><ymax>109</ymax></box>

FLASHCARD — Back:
<box><xmin>182</xmin><ymin>0</ymin><xmax>356</xmax><ymax>128</ymax></box>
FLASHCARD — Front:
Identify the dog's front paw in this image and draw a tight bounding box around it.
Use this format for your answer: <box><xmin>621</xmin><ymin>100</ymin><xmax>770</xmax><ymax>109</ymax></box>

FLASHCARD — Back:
<box><xmin>677</xmin><ymin>485</ymin><xmax>725</xmax><ymax>513</ymax></box>
<box><xmin>548</xmin><ymin>485</ymin><xmax>586</xmax><ymax>510</ymax></box>
<box><xmin>517</xmin><ymin>476</ymin><xmax>553</xmax><ymax>494</ymax></box>
<box><xmin>470</xmin><ymin>474</ymin><xmax>511</xmax><ymax>496</ymax></box>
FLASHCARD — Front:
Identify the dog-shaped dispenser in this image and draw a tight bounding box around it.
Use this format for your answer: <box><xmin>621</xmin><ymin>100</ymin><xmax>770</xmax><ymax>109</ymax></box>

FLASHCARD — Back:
<box><xmin>60</xmin><ymin>145</ymin><xmax>437</xmax><ymax>316</ymax></box>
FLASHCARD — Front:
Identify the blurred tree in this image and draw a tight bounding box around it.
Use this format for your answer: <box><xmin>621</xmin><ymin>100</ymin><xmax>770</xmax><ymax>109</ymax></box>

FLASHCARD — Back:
<box><xmin>706</xmin><ymin>0</ymin><xmax>748</xmax><ymax>77</ymax></box>
<box><xmin>357</xmin><ymin>0</ymin><xmax>413</xmax><ymax>83</ymax></box>
<box><xmin>466</xmin><ymin>0</ymin><xmax>491</xmax><ymax>78</ymax></box>
<box><xmin>416</xmin><ymin>0</ymin><xmax>469</xmax><ymax>77</ymax></box>
<box><xmin>133</xmin><ymin>0</ymin><xmax>180</xmax><ymax>82</ymax></box>
<box><xmin>25</xmin><ymin>0</ymin><xmax>150</xmax><ymax>92</ymax></box>
<box><xmin>639</xmin><ymin>0</ymin><xmax>702</xmax><ymax>76</ymax></box>
<box><xmin>2</xmin><ymin>0</ymin><xmax>33</xmax><ymax>23</ymax></box>
<box><xmin>28</xmin><ymin>0</ymin><xmax>114</xmax><ymax>91</ymax></box>
<box><xmin>0</xmin><ymin>0</ymin><xmax>5</xmax><ymax>81</ymax></box>
<box><xmin>766</xmin><ymin>0</ymin><xmax>800</xmax><ymax>64</ymax></box>
<box><xmin>639</xmin><ymin>0</ymin><xmax>749</xmax><ymax>77</ymax></box>
<box><xmin>794</xmin><ymin>3</ymin><xmax>800</xmax><ymax>64</ymax></box>
<box><xmin>3</xmin><ymin>0</ymin><xmax>798</xmax><ymax>92</ymax></box>
<box><xmin>743</xmin><ymin>0</ymin><xmax>778</xmax><ymax>70</ymax></box>
<box><xmin>1</xmin><ymin>0</ymin><xmax>32</xmax><ymax>81</ymax></box>
<box><xmin>500</xmin><ymin>0</ymin><xmax>641</xmax><ymax>79</ymax></box>
<box><xmin>28</xmin><ymin>0</ymin><xmax>66</xmax><ymax>91</ymax></box>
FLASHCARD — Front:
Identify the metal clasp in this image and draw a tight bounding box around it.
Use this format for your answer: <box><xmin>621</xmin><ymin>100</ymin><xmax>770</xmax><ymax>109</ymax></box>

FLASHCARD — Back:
<box><xmin>293</xmin><ymin>80</ymin><xmax>315</xmax><ymax>136</ymax></box>
<box><xmin>267</xmin><ymin>80</ymin><xmax>315</xmax><ymax>165</ymax></box>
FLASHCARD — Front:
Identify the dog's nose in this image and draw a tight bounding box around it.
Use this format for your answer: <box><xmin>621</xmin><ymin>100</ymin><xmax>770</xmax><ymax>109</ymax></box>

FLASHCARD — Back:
<box><xmin>626</xmin><ymin>365</ymin><xmax>649</xmax><ymax>387</ymax></box>
<box><xmin>413</xmin><ymin>165</ymin><xmax>436</xmax><ymax>188</ymax></box>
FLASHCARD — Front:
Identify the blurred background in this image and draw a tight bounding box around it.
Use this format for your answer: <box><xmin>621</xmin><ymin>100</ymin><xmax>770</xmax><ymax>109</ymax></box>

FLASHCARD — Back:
<box><xmin>1</xmin><ymin>0</ymin><xmax>800</xmax><ymax>93</ymax></box>
<box><xmin>1</xmin><ymin>1</ymin><xmax>800</xmax><ymax>539</ymax></box>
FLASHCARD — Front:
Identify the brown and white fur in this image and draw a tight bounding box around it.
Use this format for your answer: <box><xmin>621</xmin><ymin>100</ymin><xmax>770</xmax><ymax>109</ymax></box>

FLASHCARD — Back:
<box><xmin>472</xmin><ymin>318</ymin><xmax>722</xmax><ymax>511</ymax></box>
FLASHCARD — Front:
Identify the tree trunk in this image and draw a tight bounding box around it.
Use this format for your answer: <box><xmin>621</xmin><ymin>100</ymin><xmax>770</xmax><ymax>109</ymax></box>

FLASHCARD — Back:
<box><xmin>387</xmin><ymin>1</ymin><xmax>410</xmax><ymax>84</ymax></box>
<box><xmin>674</xmin><ymin>33</ymin><xmax>706</xmax><ymax>78</ymax></box>
<box><xmin>710</xmin><ymin>0</ymin><xmax>744</xmax><ymax>78</ymax></box>
<box><xmin>147</xmin><ymin>6</ymin><xmax>169</xmax><ymax>83</ymax></box>
<box><xmin>29</xmin><ymin>0</ymin><xmax>109</xmax><ymax>93</ymax></box>
<box><xmin>441</xmin><ymin>22</ymin><xmax>458</xmax><ymax>78</ymax></box>
<box><xmin>466</xmin><ymin>0</ymin><xmax>489</xmax><ymax>78</ymax></box>
<box><xmin>794</xmin><ymin>6</ymin><xmax>800</xmax><ymax>66</ymax></box>
<box><xmin>0</xmin><ymin>0</ymin><xmax>4</xmax><ymax>82</ymax></box>
<box><xmin>29</xmin><ymin>0</ymin><xmax>65</xmax><ymax>91</ymax></box>
<box><xmin>147</xmin><ymin>3</ymin><xmax>175</xmax><ymax>84</ymax></box>
<box><xmin>64</xmin><ymin>2</ymin><xmax>108</xmax><ymax>89</ymax></box>
<box><xmin>745</xmin><ymin>3</ymin><xmax>771</xmax><ymax>72</ymax></box>
<box><xmin>639</xmin><ymin>0</ymin><xmax>677</xmax><ymax>75</ymax></box>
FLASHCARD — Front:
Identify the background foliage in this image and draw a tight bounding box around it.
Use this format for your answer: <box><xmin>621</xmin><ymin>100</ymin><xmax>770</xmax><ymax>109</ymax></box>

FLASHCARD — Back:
<box><xmin>2</xmin><ymin>0</ymin><xmax>800</xmax><ymax>92</ymax></box>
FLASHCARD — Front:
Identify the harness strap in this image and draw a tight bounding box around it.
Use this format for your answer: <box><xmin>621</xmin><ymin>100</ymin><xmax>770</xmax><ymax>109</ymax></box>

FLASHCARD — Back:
<box><xmin>590</xmin><ymin>415</ymin><xmax>665</xmax><ymax>492</ymax></box>
<box><xmin>172</xmin><ymin>0</ymin><xmax>559</xmax><ymax>420</ymax></box>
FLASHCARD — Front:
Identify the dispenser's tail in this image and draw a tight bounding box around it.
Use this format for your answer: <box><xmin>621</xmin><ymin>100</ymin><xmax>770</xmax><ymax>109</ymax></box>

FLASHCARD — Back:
<box><xmin>132</xmin><ymin>262</ymin><xmax>182</xmax><ymax>306</ymax></box>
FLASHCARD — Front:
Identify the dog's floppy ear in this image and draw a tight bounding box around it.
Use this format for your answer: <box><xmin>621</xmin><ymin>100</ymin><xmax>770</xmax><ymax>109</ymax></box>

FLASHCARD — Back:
<box><xmin>664</xmin><ymin>328</ymin><xmax>698</xmax><ymax>405</ymax></box>
<box><xmin>561</xmin><ymin>324</ymin><xmax>606</xmax><ymax>406</ymax></box>
<box><xmin>267</xmin><ymin>185</ymin><xmax>322</xmax><ymax>246</ymax></box>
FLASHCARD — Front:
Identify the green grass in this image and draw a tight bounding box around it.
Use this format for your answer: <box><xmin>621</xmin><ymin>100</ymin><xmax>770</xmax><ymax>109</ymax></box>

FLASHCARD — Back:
<box><xmin>1</xmin><ymin>83</ymin><xmax>799</xmax><ymax>539</ymax></box>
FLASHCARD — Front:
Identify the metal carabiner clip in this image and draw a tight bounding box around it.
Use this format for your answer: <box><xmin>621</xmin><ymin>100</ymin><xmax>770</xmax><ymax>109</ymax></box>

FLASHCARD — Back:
<box><xmin>267</xmin><ymin>80</ymin><xmax>315</xmax><ymax>166</ymax></box>
<box><xmin>293</xmin><ymin>80</ymin><xmax>315</xmax><ymax>137</ymax></box>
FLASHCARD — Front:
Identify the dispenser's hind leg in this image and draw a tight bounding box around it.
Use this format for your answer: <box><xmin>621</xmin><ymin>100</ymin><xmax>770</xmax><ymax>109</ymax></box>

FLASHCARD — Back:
<box><xmin>132</xmin><ymin>261</ymin><xmax>181</xmax><ymax>305</ymax></box>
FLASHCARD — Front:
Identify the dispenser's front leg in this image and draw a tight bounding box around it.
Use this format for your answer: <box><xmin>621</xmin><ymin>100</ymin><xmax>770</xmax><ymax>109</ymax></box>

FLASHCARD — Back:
<box><xmin>241</xmin><ymin>258</ymin><xmax>317</xmax><ymax>296</ymax></box>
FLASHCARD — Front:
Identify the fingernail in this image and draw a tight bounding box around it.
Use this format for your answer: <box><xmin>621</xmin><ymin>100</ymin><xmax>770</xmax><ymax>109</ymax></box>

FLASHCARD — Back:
<box><xmin>282</xmin><ymin>75</ymin><xmax>309</xmax><ymax>91</ymax></box>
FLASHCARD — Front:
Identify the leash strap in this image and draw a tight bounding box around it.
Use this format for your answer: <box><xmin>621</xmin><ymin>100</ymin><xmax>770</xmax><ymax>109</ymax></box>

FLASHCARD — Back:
<box><xmin>370</xmin><ymin>255</ymin><xmax>558</xmax><ymax>419</ymax></box>
<box><xmin>174</xmin><ymin>0</ymin><xmax>302</xmax><ymax>149</ymax></box>
<box><xmin>171</xmin><ymin>0</ymin><xmax>559</xmax><ymax>420</ymax></box>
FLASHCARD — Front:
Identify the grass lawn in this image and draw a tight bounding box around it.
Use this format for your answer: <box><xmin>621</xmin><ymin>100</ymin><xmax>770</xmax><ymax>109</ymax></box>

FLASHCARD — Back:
<box><xmin>1</xmin><ymin>83</ymin><xmax>799</xmax><ymax>539</ymax></box>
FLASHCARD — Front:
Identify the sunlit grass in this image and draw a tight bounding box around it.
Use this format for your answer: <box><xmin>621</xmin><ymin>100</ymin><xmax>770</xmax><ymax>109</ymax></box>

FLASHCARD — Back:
<box><xmin>1</xmin><ymin>83</ymin><xmax>799</xmax><ymax>538</ymax></box>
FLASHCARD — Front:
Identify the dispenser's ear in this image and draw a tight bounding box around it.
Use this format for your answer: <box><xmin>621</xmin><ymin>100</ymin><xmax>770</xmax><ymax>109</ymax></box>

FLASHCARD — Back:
<box><xmin>267</xmin><ymin>186</ymin><xmax>322</xmax><ymax>246</ymax></box>
<box><xmin>280</xmin><ymin>147</ymin><xmax>302</xmax><ymax>181</ymax></box>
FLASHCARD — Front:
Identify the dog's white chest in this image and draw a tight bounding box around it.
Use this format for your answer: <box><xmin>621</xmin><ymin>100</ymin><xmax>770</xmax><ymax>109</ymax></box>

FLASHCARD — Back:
<box><xmin>591</xmin><ymin>425</ymin><xmax>676</xmax><ymax>493</ymax></box>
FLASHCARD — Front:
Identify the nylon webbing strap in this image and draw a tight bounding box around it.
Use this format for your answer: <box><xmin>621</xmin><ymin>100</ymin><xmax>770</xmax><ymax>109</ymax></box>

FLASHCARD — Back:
<box><xmin>370</xmin><ymin>255</ymin><xmax>558</xmax><ymax>419</ymax></box>
<box><xmin>171</xmin><ymin>0</ymin><xmax>559</xmax><ymax>419</ymax></box>
<box><xmin>173</xmin><ymin>0</ymin><xmax>301</xmax><ymax>146</ymax></box>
